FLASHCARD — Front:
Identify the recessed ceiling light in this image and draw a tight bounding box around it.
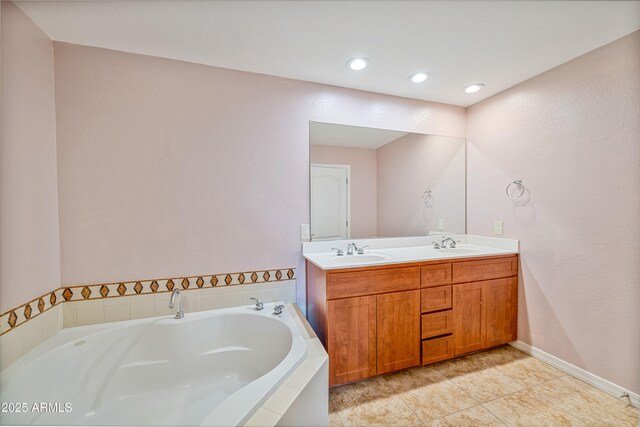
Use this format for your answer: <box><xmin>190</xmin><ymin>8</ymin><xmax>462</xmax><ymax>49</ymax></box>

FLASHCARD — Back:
<box><xmin>409</xmin><ymin>72</ymin><xmax>429</xmax><ymax>83</ymax></box>
<box><xmin>464</xmin><ymin>83</ymin><xmax>485</xmax><ymax>93</ymax></box>
<box><xmin>347</xmin><ymin>57</ymin><xmax>369</xmax><ymax>71</ymax></box>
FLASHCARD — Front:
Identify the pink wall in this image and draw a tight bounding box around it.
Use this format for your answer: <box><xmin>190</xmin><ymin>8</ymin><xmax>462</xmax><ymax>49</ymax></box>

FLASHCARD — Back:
<box><xmin>52</xmin><ymin>42</ymin><xmax>466</xmax><ymax>290</ymax></box>
<box><xmin>467</xmin><ymin>31</ymin><xmax>640</xmax><ymax>394</ymax></box>
<box><xmin>310</xmin><ymin>145</ymin><xmax>378</xmax><ymax>238</ymax></box>
<box><xmin>0</xmin><ymin>2</ymin><xmax>61</xmax><ymax>312</ymax></box>
<box><xmin>377</xmin><ymin>133</ymin><xmax>466</xmax><ymax>236</ymax></box>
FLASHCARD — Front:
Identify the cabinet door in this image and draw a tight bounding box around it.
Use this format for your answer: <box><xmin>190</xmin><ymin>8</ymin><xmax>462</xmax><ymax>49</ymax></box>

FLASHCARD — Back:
<box><xmin>453</xmin><ymin>282</ymin><xmax>485</xmax><ymax>355</ymax></box>
<box><xmin>484</xmin><ymin>278</ymin><xmax>518</xmax><ymax>347</ymax></box>
<box><xmin>327</xmin><ymin>295</ymin><xmax>377</xmax><ymax>386</ymax></box>
<box><xmin>376</xmin><ymin>290</ymin><xmax>421</xmax><ymax>374</ymax></box>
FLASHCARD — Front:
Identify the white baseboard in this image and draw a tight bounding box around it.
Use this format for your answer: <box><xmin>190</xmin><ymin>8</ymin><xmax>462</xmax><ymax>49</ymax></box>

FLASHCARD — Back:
<box><xmin>509</xmin><ymin>341</ymin><xmax>639</xmax><ymax>408</ymax></box>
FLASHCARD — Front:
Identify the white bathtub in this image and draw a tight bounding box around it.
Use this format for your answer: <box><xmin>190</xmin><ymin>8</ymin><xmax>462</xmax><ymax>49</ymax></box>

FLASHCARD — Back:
<box><xmin>0</xmin><ymin>302</ymin><xmax>307</xmax><ymax>426</ymax></box>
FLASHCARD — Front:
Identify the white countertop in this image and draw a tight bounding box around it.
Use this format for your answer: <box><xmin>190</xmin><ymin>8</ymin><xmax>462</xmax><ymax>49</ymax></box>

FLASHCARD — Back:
<box><xmin>302</xmin><ymin>234</ymin><xmax>519</xmax><ymax>271</ymax></box>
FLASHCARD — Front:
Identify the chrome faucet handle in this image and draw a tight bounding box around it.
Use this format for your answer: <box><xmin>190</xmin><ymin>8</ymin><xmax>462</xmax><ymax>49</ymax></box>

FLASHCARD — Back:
<box><xmin>433</xmin><ymin>242</ymin><xmax>441</xmax><ymax>249</ymax></box>
<box><xmin>273</xmin><ymin>304</ymin><xmax>284</xmax><ymax>315</ymax></box>
<box><xmin>331</xmin><ymin>247</ymin><xmax>344</xmax><ymax>256</ymax></box>
<box><xmin>250</xmin><ymin>297</ymin><xmax>264</xmax><ymax>310</ymax></box>
<box><xmin>357</xmin><ymin>245</ymin><xmax>370</xmax><ymax>254</ymax></box>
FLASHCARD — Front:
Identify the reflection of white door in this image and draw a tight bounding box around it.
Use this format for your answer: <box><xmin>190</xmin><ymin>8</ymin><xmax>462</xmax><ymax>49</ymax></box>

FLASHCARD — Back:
<box><xmin>311</xmin><ymin>164</ymin><xmax>350</xmax><ymax>240</ymax></box>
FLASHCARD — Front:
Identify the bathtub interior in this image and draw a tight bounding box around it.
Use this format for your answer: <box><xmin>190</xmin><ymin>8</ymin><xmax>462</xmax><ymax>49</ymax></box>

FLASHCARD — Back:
<box><xmin>0</xmin><ymin>304</ymin><xmax>305</xmax><ymax>426</ymax></box>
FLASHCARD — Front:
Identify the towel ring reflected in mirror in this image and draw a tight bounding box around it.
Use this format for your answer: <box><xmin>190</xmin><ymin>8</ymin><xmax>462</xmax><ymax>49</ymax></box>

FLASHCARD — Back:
<box><xmin>422</xmin><ymin>189</ymin><xmax>433</xmax><ymax>207</ymax></box>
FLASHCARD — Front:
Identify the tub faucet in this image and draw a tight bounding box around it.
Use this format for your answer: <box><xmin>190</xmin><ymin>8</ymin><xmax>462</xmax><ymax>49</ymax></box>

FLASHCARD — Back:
<box><xmin>169</xmin><ymin>290</ymin><xmax>184</xmax><ymax>319</ymax></box>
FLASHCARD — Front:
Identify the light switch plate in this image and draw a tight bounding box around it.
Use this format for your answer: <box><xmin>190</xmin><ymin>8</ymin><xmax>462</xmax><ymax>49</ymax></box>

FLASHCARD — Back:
<box><xmin>437</xmin><ymin>219</ymin><xmax>444</xmax><ymax>230</ymax></box>
<box><xmin>300</xmin><ymin>224</ymin><xmax>311</xmax><ymax>240</ymax></box>
<box><xmin>494</xmin><ymin>220</ymin><xmax>503</xmax><ymax>235</ymax></box>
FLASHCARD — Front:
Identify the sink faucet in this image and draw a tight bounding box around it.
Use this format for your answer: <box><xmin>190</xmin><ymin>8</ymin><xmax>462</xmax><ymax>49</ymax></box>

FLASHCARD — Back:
<box><xmin>169</xmin><ymin>290</ymin><xmax>184</xmax><ymax>319</ymax></box>
<box><xmin>347</xmin><ymin>243</ymin><xmax>370</xmax><ymax>255</ymax></box>
<box><xmin>441</xmin><ymin>237</ymin><xmax>457</xmax><ymax>249</ymax></box>
<box><xmin>346</xmin><ymin>242</ymin><xmax>358</xmax><ymax>255</ymax></box>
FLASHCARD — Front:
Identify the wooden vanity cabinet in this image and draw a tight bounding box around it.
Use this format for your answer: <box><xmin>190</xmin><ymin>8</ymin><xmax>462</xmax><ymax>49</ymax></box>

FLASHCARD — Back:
<box><xmin>414</xmin><ymin>254</ymin><xmax>518</xmax><ymax>362</ymax></box>
<box><xmin>306</xmin><ymin>254</ymin><xmax>518</xmax><ymax>387</ymax></box>
<box><xmin>376</xmin><ymin>290</ymin><xmax>421</xmax><ymax>374</ymax></box>
<box><xmin>452</xmin><ymin>277</ymin><xmax>518</xmax><ymax>355</ymax></box>
<box><xmin>325</xmin><ymin>289</ymin><xmax>421</xmax><ymax>384</ymax></box>
<box><xmin>484</xmin><ymin>277</ymin><xmax>518</xmax><ymax>347</ymax></box>
<box><xmin>419</xmin><ymin>262</ymin><xmax>455</xmax><ymax>364</ymax></box>
<box><xmin>327</xmin><ymin>295</ymin><xmax>377</xmax><ymax>385</ymax></box>
<box><xmin>309</xmin><ymin>264</ymin><xmax>421</xmax><ymax>386</ymax></box>
<box><xmin>452</xmin><ymin>282</ymin><xmax>485</xmax><ymax>355</ymax></box>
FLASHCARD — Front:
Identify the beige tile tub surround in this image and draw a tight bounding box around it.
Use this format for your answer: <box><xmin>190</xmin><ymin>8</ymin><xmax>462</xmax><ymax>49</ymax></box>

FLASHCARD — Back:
<box><xmin>0</xmin><ymin>305</ymin><xmax>63</xmax><ymax>370</ymax></box>
<box><xmin>64</xmin><ymin>279</ymin><xmax>296</xmax><ymax>328</ymax></box>
<box><xmin>329</xmin><ymin>346</ymin><xmax>638</xmax><ymax>427</ymax></box>
<box><xmin>2</xmin><ymin>301</ymin><xmax>328</xmax><ymax>427</ymax></box>
<box><xmin>0</xmin><ymin>268</ymin><xmax>296</xmax><ymax>370</ymax></box>
<box><xmin>244</xmin><ymin>305</ymin><xmax>329</xmax><ymax>427</ymax></box>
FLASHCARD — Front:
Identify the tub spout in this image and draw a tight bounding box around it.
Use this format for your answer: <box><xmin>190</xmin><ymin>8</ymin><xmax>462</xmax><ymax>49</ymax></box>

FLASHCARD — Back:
<box><xmin>169</xmin><ymin>290</ymin><xmax>184</xmax><ymax>319</ymax></box>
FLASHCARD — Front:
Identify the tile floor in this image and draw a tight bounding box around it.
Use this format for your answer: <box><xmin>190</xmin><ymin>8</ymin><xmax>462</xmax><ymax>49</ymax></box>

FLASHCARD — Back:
<box><xmin>329</xmin><ymin>345</ymin><xmax>638</xmax><ymax>426</ymax></box>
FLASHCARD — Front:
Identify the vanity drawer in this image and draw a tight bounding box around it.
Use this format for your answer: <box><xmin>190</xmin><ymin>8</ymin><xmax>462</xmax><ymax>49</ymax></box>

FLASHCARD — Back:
<box><xmin>420</xmin><ymin>285</ymin><xmax>452</xmax><ymax>313</ymax></box>
<box><xmin>452</xmin><ymin>256</ymin><xmax>518</xmax><ymax>283</ymax></box>
<box><xmin>326</xmin><ymin>266</ymin><xmax>420</xmax><ymax>300</ymax></box>
<box><xmin>421</xmin><ymin>311</ymin><xmax>453</xmax><ymax>339</ymax></box>
<box><xmin>422</xmin><ymin>335</ymin><xmax>455</xmax><ymax>365</ymax></box>
<box><xmin>420</xmin><ymin>263</ymin><xmax>452</xmax><ymax>288</ymax></box>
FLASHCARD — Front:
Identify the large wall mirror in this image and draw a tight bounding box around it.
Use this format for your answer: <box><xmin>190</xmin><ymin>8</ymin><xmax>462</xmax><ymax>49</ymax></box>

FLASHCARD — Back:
<box><xmin>309</xmin><ymin>122</ymin><xmax>466</xmax><ymax>241</ymax></box>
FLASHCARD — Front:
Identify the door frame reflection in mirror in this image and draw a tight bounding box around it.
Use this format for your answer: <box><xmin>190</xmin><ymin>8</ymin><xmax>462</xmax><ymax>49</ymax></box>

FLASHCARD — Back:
<box><xmin>310</xmin><ymin>163</ymin><xmax>351</xmax><ymax>241</ymax></box>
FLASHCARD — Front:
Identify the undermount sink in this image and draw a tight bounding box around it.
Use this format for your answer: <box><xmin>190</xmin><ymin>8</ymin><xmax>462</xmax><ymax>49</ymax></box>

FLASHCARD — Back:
<box><xmin>331</xmin><ymin>253</ymin><xmax>391</xmax><ymax>263</ymax></box>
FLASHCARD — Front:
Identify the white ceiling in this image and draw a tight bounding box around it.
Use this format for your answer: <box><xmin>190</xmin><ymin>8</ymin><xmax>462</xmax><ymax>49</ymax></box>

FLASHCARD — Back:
<box><xmin>16</xmin><ymin>1</ymin><xmax>640</xmax><ymax>107</ymax></box>
<box><xmin>310</xmin><ymin>122</ymin><xmax>408</xmax><ymax>150</ymax></box>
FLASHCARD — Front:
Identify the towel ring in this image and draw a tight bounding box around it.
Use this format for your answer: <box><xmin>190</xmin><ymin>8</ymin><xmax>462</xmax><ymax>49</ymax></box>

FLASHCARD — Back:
<box><xmin>422</xmin><ymin>189</ymin><xmax>433</xmax><ymax>207</ymax></box>
<box><xmin>506</xmin><ymin>180</ymin><xmax>525</xmax><ymax>199</ymax></box>
<box><xmin>506</xmin><ymin>179</ymin><xmax>530</xmax><ymax>206</ymax></box>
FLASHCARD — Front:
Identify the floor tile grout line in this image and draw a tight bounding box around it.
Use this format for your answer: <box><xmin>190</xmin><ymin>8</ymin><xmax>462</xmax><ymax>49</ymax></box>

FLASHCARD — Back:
<box><xmin>480</xmin><ymin>390</ymin><xmax>586</xmax><ymax>427</ymax></box>
<box><xmin>443</xmin><ymin>373</ymin><xmax>483</xmax><ymax>406</ymax></box>
<box><xmin>436</xmin><ymin>354</ymin><xmax>569</xmax><ymax>405</ymax></box>
<box><xmin>331</xmin><ymin>379</ymin><xmax>424</xmax><ymax>426</ymax></box>
<box><xmin>396</xmin><ymin>393</ymin><xmax>423</xmax><ymax>425</ymax></box>
<box><xmin>478</xmin><ymin>375</ymin><xmax>616</xmax><ymax>427</ymax></box>
<box><xmin>478</xmin><ymin>402</ymin><xmax>510</xmax><ymax>426</ymax></box>
<box><xmin>520</xmin><ymin>386</ymin><xmax>593</xmax><ymax>426</ymax></box>
<box><xmin>416</xmin><ymin>403</ymin><xmax>499</xmax><ymax>426</ymax></box>
<box><xmin>426</xmin><ymin>351</ymin><xmax>574</xmax><ymax>425</ymax></box>
<box><xmin>399</xmin><ymin>369</ymin><xmax>479</xmax><ymax>424</ymax></box>
<box><xmin>396</xmin><ymin>373</ymin><xmax>488</xmax><ymax>425</ymax></box>
<box><xmin>406</xmin><ymin>349</ymin><xmax>553</xmax><ymax>424</ymax></box>
<box><xmin>523</xmin><ymin>377</ymin><xmax>636</xmax><ymax>426</ymax></box>
<box><xmin>474</xmin><ymin>373</ymin><xmax>568</xmax><ymax>406</ymax></box>
<box><xmin>437</xmin><ymin>373</ymin><xmax>514</xmax><ymax>426</ymax></box>
<box><xmin>329</xmin><ymin>346</ymin><xmax>634</xmax><ymax>427</ymax></box>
